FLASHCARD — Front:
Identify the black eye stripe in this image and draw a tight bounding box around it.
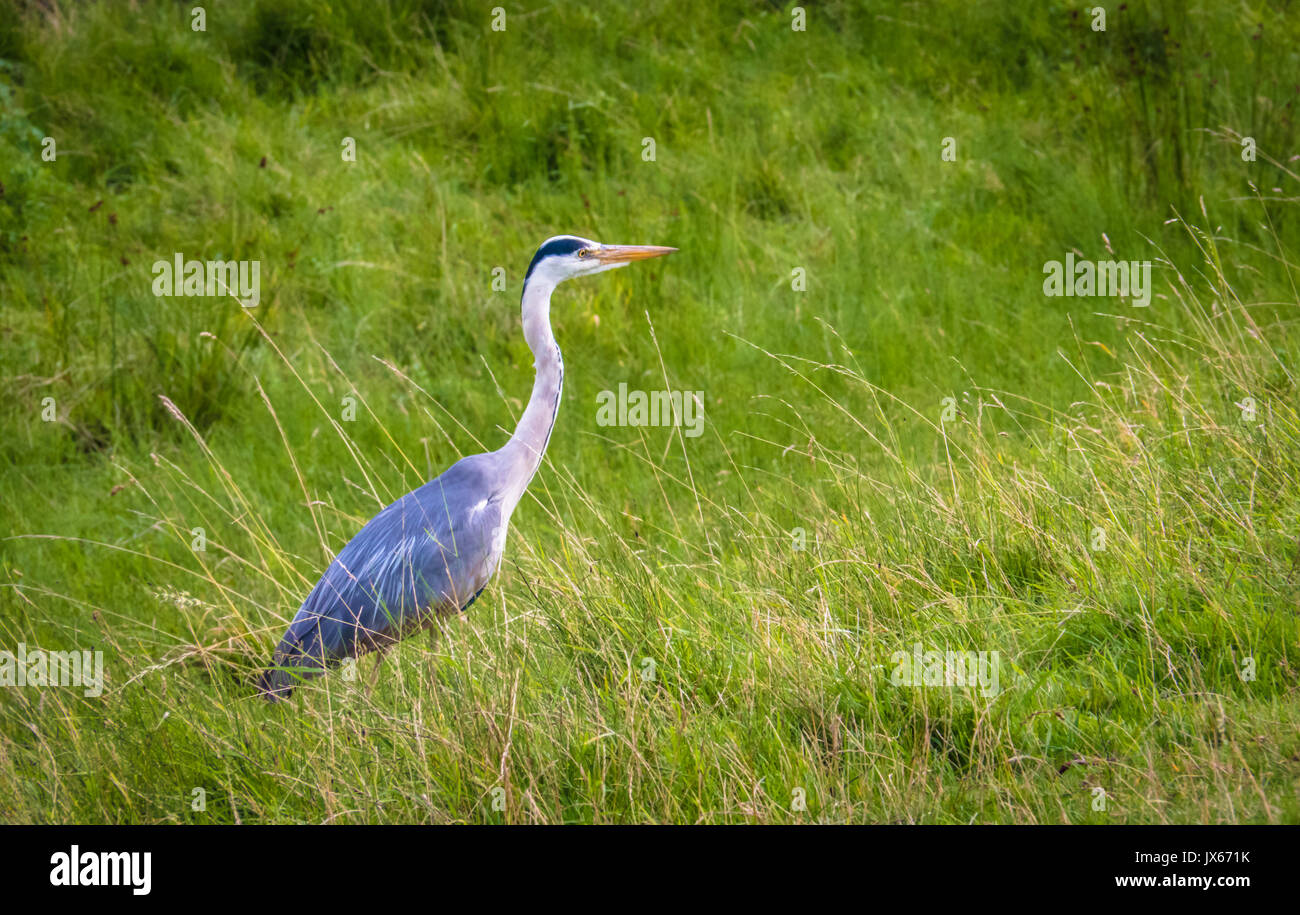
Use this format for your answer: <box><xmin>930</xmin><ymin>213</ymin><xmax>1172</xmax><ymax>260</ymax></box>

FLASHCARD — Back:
<box><xmin>525</xmin><ymin>237</ymin><xmax>590</xmax><ymax>281</ymax></box>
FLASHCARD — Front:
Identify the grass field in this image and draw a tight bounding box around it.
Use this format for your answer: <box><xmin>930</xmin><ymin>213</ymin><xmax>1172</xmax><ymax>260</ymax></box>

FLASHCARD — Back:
<box><xmin>1</xmin><ymin>0</ymin><xmax>1299</xmax><ymax>823</ymax></box>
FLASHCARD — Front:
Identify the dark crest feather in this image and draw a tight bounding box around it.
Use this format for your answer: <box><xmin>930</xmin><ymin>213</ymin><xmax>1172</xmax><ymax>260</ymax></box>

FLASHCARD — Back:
<box><xmin>524</xmin><ymin>237</ymin><xmax>587</xmax><ymax>282</ymax></box>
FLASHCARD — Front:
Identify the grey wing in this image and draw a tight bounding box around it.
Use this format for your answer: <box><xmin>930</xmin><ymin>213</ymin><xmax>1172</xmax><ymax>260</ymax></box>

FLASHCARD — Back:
<box><xmin>271</xmin><ymin>455</ymin><xmax>505</xmax><ymax>672</ymax></box>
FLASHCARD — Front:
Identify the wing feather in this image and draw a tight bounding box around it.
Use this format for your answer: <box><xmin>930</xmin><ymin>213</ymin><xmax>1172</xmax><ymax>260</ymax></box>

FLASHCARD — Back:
<box><xmin>259</xmin><ymin>454</ymin><xmax>504</xmax><ymax>696</ymax></box>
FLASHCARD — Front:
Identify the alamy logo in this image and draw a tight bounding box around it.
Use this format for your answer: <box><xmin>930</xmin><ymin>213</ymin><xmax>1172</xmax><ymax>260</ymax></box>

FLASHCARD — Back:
<box><xmin>890</xmin><ymin>642</ymin><xmax>1000</xmax><ymax>697</ymax></box>
<box><xmin>0</xmin><ymin>643</ymin><xmax>104</xmax><ymax>697</ymax></box>
<box><xmin>1043</xmin><ymin>253</ymin><xmax>1151</xmax><ymax>307</ymax></box>
<box><xmin>152</xmin><ymin>253</ymin><xmax>261</xmax><ymax>307</ymax></box>
<box><xmin>50</xmin><ymin>846</ymin><xmax>151</xmax><ymax>895</ymax></box>
<box><xmin>596</xmin><ymin>383</ymin><xmax>704</xmax><ymax>438</ymax></box>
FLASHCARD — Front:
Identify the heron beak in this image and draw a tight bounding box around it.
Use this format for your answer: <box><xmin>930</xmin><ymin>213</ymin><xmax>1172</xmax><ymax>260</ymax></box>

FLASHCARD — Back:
<box><xmin>595</xmin><ymin>244</ymin><xmax>678</xmax><ymax>264</ymax></box>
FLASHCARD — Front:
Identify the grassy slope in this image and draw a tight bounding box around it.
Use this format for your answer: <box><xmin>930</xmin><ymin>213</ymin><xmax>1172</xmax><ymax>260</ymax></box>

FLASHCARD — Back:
<box><xmin>0</xmin><ymin>0</ymin><xmax>1298</xmax><ymax>822</ymax></box>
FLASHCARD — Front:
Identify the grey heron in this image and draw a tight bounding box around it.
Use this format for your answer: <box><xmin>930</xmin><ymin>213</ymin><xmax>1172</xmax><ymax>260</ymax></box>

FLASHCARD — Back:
<box><xmin>257</xmin><ymin>235</ymin><xmax>676</xmax><ymax>700</ymax></box>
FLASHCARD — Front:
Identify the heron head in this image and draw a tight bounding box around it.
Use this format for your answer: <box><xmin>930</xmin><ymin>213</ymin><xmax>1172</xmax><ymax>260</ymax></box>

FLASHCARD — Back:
<box><xmin>524</xmin><ymin>235</ymin><xmax>677</xmax><ymax>286</ymax></box>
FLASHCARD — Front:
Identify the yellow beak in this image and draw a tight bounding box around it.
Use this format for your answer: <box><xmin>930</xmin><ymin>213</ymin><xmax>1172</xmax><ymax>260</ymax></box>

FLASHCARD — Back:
<box><xmin>595</xmin><ymin>244</ymin><xmax>679</xmax><ymax>264</ymax></box>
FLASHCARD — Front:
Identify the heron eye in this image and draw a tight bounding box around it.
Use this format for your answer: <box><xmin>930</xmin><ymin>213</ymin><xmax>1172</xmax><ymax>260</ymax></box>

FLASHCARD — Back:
<box><xmin>577</xmin><ymin>249</ymin><xmax>589</xmax><ymax>258</ymax></box>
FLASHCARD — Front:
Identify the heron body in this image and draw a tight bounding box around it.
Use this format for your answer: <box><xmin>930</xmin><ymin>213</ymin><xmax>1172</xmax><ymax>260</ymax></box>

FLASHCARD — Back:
<box><xmin>258</xmin><ymin>235</ymin><xmax>675</xmax><ymax>699</ymax></box>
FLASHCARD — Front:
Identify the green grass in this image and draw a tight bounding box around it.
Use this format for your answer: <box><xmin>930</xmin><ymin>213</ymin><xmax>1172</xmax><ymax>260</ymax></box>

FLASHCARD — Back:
<box><xmin>1</xmin><ymin>0</ymin><xmax>1299</xmax><ymax>823</ymax></box>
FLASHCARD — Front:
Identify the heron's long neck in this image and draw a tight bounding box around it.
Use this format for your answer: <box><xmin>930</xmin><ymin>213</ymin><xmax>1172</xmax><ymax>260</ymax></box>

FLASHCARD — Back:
<box><xmin>500</xmin><ymin>276</ymin><xmax>563</xmax><ymax>509</ymax></box>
